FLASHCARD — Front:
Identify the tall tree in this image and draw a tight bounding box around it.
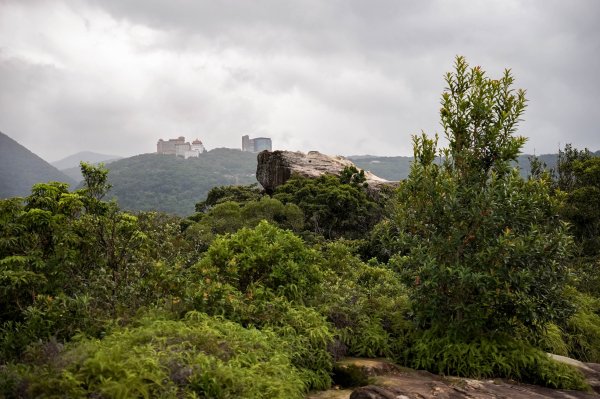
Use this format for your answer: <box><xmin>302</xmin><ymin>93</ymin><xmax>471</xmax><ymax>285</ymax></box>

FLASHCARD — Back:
<box><xmin>391</xmin><ymin>56</ymin><xmax>572</xmax><ymax>340</ymax></box>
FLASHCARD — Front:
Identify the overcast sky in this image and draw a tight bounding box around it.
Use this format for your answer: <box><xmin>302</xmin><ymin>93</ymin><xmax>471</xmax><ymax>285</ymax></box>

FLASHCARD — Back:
<box><xmin>0</xmin><ymin>0</ymin><xmax>598</xmax><ymax>162</ymax></box>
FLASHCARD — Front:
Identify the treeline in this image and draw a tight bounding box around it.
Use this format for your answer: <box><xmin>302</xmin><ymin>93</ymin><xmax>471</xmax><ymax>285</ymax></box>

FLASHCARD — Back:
<box><xmin>1</xmin><ymin>57</ymin><xmax>600</xmax><ymax>398</ymax></box>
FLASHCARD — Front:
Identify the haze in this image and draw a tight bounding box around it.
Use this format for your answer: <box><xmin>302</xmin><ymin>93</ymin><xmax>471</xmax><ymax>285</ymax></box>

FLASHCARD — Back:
<box><xmin>0</xmin><ymin>0</ymin><xmax>598</xmax><ymax>162</ymax></box>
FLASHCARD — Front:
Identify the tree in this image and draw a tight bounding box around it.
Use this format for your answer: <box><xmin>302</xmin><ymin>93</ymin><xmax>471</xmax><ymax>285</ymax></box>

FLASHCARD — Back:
<box><xmin>391</xmin><ymin>56</ymin><xmax>573</xmax><ymax>341</ymax></box>
<box><xmin>273</xmin><ymin>169</ymin><xmax>382</xmax><ymax>239</ymax></box>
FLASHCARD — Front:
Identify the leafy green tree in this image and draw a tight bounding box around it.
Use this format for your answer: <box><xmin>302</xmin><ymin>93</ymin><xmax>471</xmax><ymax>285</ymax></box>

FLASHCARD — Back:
<box><xmin>391</xmin><ymin>56</ymin><xmax>573</xmax><ymax>341</ymax></box>
<box><xmin>554</xmin><ymin>145</ymin><xmax>600</xmax><ymax>256</ymax></box>
<box><xmin>195</xmin><ymin>184</ymin><xmax>263</xmax><ymax>213</ymax></box>
<box><xmin>273</xmin><ymin>170</ymin><xmax>382</xmax><ymax>239</ymax></box>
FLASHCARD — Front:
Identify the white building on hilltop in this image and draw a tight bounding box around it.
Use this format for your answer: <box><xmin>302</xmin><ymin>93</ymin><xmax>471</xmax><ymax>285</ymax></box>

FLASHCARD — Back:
<box><xmin>185</xmin><ymin>139</ymin><xmax>206</xmax><ymax>159</ymax></box>
<box><xmin>157</xmin><ymin>136</ymin><xmax>206</xmax><ymax>158</ymax></box>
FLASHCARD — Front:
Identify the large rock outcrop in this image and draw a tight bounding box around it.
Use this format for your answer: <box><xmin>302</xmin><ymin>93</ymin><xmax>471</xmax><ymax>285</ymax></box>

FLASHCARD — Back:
<box><xmin>307</xmin><ymin>357</ymin><xmax>600</xmax><ymax>399</ymax></box>
<box><xmin>256</xmin><ymin>150</ymin><xmax>397</xmax><ymax>194</ymax></box>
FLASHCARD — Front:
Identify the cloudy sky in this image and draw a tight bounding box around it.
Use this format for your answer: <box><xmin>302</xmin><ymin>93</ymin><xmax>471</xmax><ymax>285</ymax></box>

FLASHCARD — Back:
<box><xmin>0</xmin><ymin>0</ymin><xmax>598</xmax><ymax>162</ymax></box>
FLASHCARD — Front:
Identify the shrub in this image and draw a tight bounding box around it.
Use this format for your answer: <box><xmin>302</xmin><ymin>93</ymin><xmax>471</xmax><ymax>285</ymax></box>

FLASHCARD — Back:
<box><xmin>3</xmin><ymin>312</ymin><xmax>307</xmax><ymax>398</ymax></box>
<box><xmin>408</xmin><ymin>332</ymin><xmax>588</xmax><ymax>390</ymax></box>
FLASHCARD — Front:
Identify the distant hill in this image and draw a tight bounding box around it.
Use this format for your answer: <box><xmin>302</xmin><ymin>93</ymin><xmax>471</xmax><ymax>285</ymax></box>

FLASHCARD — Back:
<box><xmin>348</xmin><ymin>152</ymin><xmax>598</xmax><ymax>181</ymax></box>
<box><xmin>348</xmin><ymin>155</ymin><xmax>412</xmax><ymax>181</ymax></box>
<box><xmin>105</xmin><ymin>148</ymin><xmax>258</xmax><ymax>216</ymax></box>
<box><xmin>52</xmin><ymin>151</ymin><xmax>123</xmax><ymax>182</ymax></box>
<box><xmin>52</xmin><ymin>151</ymin><xmax>123</xmax><ymax>170</ymax></box>
<box><xmin>0</xmin><ymin>131</ymin><xmax>77</xmax><ymax>199</ymax></box>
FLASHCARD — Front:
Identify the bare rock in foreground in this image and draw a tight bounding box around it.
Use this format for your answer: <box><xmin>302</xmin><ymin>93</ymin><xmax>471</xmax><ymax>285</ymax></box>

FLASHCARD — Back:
<box><xmin>308</xmin><ymin>357</ymin><xmax>600</xmax><ymax>399</ymax></box>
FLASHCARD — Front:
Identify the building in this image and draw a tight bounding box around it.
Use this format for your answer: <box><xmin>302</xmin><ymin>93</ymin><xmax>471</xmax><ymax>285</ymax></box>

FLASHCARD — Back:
<box><xmin>157</xmin><ymin>136</ymin><xmax>206</xmax><ymax>158</ymax></box>
<box><xmin>242</xmin><ymin>135</ymin><xmax>272</xmax><ymax>152</ymax></box>
<box><xmin>157</xmin><ymin>136</ymin><xmax>186</xmax><ymax>155</ymax></box>
<box><xmin>185</xmin><ymin>139</ymin><xmax>206</xmax><ymax>159</ymax></box>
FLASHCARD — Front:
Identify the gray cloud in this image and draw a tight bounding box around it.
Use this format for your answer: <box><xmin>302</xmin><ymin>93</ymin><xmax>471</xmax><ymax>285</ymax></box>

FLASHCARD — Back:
<box><xmin>0</xmin><ymin>0</ymin><xmax>598</xmax><ymax>162</ymax></box>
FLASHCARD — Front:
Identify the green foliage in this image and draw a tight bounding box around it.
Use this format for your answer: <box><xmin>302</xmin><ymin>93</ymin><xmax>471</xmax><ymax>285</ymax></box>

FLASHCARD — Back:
<box><xmin>562</xmin><ymin>288</ymin><xmax>600</xmax><ymax>363</ymax></box>
<box><xmin>440</xmin><ymin>56</ymin><xmax>527</xmax><ymax>180</ymax></box>
<box><xmin>339</xmin><ymin>165</ymin><xmax>367</xmax><ymax>187</ymax></box>
<box><xmin>186</xmin><ymin>197</ymin><xmax>304</xmax><ymax>251</ymax></box>
<box><xmin>408</xmin><ymin>332</ymin><xmax>588</xmax><ymax>390</ymax></box>
<box><xmin>4</xmin><ymin>312</ymin><xmax>307</xmax><ymax>398</ymax></box>
<box><xmin>195</xmin><ymin>184</ymin><xmax>263</xmax><ymax>212</ymax></box>
<box><xmin>388</xmin><ymin>57</ymin><xmax>573</xmax><ymax>341</ymax></box>
<box><xmin>557</xmin><ymin>149</ymin><xmax>600</xmax><ymax>257</ymax></box>
<box><xmin>274</xmin><ymin>173</ymin><xmax>382</xmax><ymax>239</ymax></box>
<box><xmin>105</xmin><ymin>149</ymin><xmax>258</xmax><ymax>216</ymax></box>
<box><xmin>182</xmin><ymin>222</ymin><xmax>336</xmax><ymax>390</ymax></box>
<box><xmin>0</xmin><ymin>164</ymin><xmax>196</xmax><ymax>360</ymax></box>
<box><xmin>315</xmin><ymin>242</ymin><xmax>413</xmax><ymax>359</ymax></box>
<box><xmin>193</xmin><ymin>221</ymin><xmax>322</xmax><ymax>303</ymax></box>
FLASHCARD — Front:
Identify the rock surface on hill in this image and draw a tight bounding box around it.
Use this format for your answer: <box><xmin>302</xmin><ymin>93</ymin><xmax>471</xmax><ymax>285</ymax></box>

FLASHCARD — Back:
<box><xmin>256</xmin><ymin>150</ymin><xmax>397</xmax><ymax>193</ymax></box>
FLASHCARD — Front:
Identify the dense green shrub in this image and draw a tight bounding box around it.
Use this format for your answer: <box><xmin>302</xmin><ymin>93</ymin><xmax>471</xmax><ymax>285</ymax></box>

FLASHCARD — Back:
<box><xmin>314</xmin><ymin>242</ymin><xmax>413</xmax><ymax>359</ymax></box>
<box><xmin>2</xmin><ymin>312</ymin><xmax>306</xmax><ymax>398</ymax></box>
<box><xmin>563</xmin><ymin>289</ymin><xmax>600</xmax><ymax>363</ymax></box>
<box><xmin>195</xmin><ymin>184</ymin><xmax>264</xmax><ymax>213</ymax></box>
<box><xmin>408</xmin><ymin>332</ymin><xmax>588</xmax><ymax>390</ymax></box>
<box><xmin>186</xmin><ymin>198</ymin><xmax>304</xmax><ymax>251</ymax></box>
<box><xmin>273</xmin><ymin>172</ymin><xmax>382</xmax><ymax>239</ymax></box>
<box><xmin>193</xmin><ymin>221</ymin><xmax>322</xmax><ymax>301</ymax></box>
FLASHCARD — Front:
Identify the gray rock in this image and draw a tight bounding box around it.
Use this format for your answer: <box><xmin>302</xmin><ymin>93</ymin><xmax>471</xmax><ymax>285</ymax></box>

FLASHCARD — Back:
<box><xmin>256</xmin><ymin>150</ymin><xmax>398</xmax><ymax>194</ymax></box>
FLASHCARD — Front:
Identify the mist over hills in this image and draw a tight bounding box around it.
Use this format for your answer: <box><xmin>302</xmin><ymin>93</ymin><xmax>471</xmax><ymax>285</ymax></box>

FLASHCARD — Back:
<box><xmin>51</xmin><ymin>151</ymin><xmax>123</xmax><ymax>170</ymax></box>
<box><xmin>53</xmin><ymin>151</ymin><xmax>123</xmax><ymax>182</ymax></box>
<box><xmin>0</xmin><ymin>131</ymin><xmax>76</xmax><ymax>198</ymax></box>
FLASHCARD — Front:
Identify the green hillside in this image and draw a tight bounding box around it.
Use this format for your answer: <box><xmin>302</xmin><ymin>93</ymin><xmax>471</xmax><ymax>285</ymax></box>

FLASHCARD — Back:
<box><xmin>106</xmin><ymin>148</ymin><xmax>258</xmax><ymax>215</ymax></box>
<box><xmin>0</xmin><ymin>131</ymin><xmax>76</xmax><ymax>198</ymax></box>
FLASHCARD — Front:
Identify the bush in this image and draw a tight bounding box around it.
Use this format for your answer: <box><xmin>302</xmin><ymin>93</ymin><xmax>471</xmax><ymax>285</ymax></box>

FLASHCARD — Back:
<box><xmin>315</xmin><ymin>242</ymin><xmax>413</xmax><ymax>359</ymax></box>
<box><xmin>408</xmin><ymin>332</ymin><xmax>588</xmax><ymax>390</ymax></box>
<box><xmin>563</xmin><ymin>288</ymin><xmax>600</xmax><ymax>363</ymax></box>
<box><xmin>3</xmin><ymin>312</ymin><xmax>307</xmax><ymax>398</ymax></box>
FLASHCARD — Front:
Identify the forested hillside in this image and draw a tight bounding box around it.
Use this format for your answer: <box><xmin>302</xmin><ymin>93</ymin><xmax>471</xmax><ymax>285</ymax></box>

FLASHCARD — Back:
<box><xmin>0</xmin><ymin>131</ymin><xmax>76</xmax><ymax>198</ymax></box>
<box><xmin>105</xmin><ymin>148</ymin><xmax>258</xmax><ymax>215</ymax></box>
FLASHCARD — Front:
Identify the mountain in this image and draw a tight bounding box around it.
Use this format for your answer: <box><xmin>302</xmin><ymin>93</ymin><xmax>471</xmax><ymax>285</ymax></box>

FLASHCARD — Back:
<box><xmin>52</xmin><ymin>151</ymin><xmax>123</xmax><ymax>182</ymax></box>
<box><xmin>52</xmin><ymin>151</ymin><xmax>122</xmax><ymax>170</ymax></box>
<box><xmin>105</xmin><ymin>148</ymin><xmax>258</xmax><ymax>216</ymax></box>
<box><xmin>0</xmin><ymin>131</ymin><xmax>77</xmax><ymax>198</ymax></box>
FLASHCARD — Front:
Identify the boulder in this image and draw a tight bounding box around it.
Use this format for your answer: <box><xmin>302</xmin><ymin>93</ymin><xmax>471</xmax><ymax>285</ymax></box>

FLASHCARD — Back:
<box><xmin>256</xmin><ymin>150</ymin><xmax>398</xmax><ymax>194</ymax></box>
<box><xmin>307</xmin><ymin>357</ymin><xmax>600</xmax><ymax>399</ymax></box>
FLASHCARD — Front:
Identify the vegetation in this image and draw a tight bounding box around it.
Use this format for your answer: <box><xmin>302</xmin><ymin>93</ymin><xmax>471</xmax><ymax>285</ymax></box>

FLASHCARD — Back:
<box><xmin>104</xmin><ymin>148</ymin><xmax>258</xmax><ymax>215</ymax></box>
<box><xmin>2</xmin><ymin>57</ymin><xmax>600</xmax><ymax>398</ymax></box>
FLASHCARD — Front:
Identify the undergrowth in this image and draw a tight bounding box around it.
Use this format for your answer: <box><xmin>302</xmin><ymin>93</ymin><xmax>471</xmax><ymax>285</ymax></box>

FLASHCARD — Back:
<box><xmin>407</xmin><ymin>331</ymin><xmax>589</xmax><ymax>390</ymax></box>
<box><xmin>2</xmin><ymin>312</ymin><xmax>307</xmax><ymax>398</ymax></box>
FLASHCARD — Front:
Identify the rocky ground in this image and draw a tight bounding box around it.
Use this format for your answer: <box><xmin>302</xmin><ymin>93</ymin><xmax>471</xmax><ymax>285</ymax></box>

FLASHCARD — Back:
<box><xmin>307</xmin><ymin>357</ymin><xmax>600</xmax><ymax>399</ymax></box>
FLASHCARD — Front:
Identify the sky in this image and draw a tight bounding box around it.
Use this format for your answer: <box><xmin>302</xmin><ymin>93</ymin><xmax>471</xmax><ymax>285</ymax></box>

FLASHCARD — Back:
<box><xmin>0</xmin><ymin>0</ymin><xmax>598</xmax><ymax>162</ymax></box>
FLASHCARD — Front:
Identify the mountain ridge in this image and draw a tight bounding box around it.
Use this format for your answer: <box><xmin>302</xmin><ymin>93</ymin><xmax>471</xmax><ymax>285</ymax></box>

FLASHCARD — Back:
<box><xmin>0</xmin><ymin>131</ymin><xmax>77</xmax><ymax>198</ymax></box>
